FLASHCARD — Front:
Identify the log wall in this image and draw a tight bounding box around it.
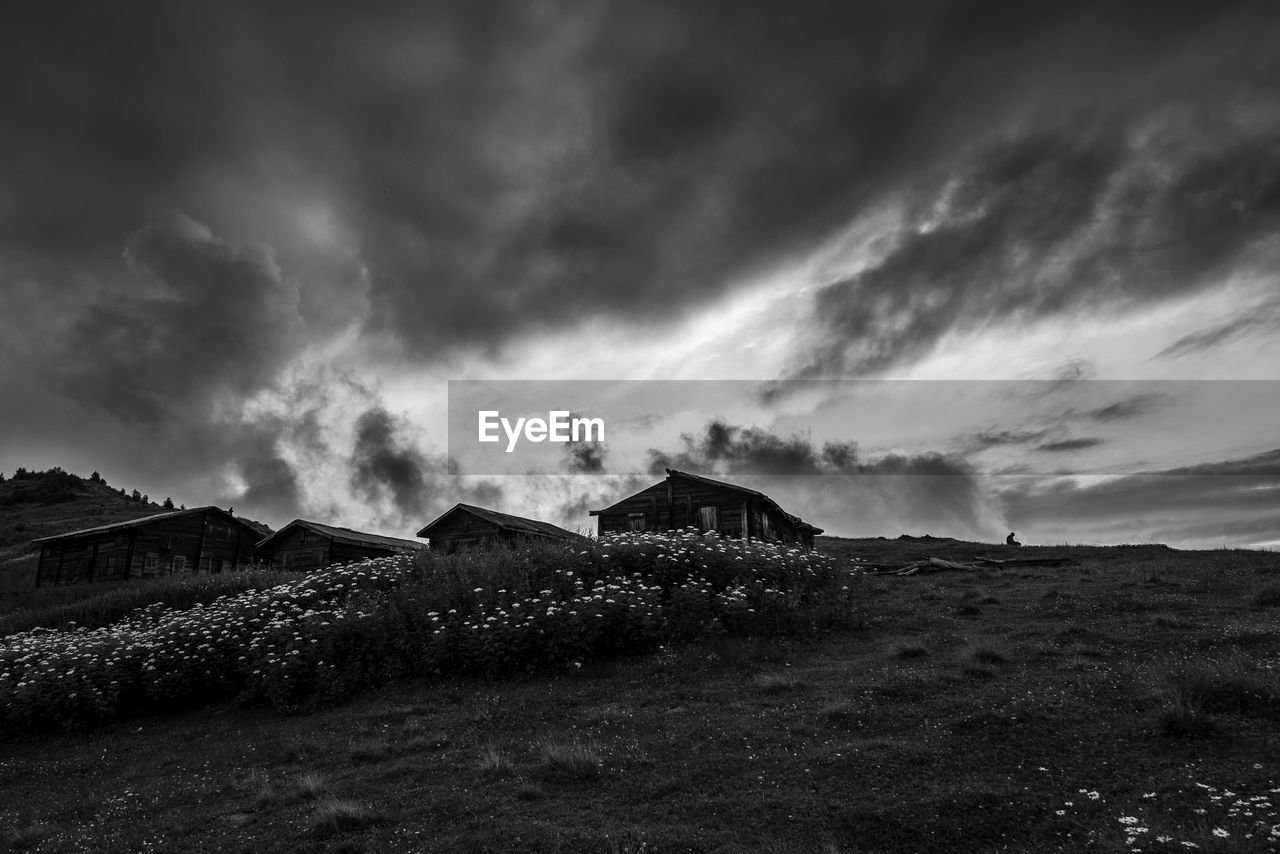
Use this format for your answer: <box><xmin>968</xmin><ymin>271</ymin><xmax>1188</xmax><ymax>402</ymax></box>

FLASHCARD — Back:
<box><xmin>35</xmin><ymin>510</ymin><xmax>263</xmax><ymax>586</ymax></box>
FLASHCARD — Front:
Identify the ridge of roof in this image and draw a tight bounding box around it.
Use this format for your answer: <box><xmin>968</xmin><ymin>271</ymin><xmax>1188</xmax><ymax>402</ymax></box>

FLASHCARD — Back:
<box><xmin>32</xmin><ymin>506</ymin><xmax>259</xmax><ymax>544</ymax></box>
<box><xmin>416</xmin><ymin>503</ymin><xmax>582</xmax><ymax>540</ymax></box>
<box><xmin>256</xmin><ymin>519</ymin><xmax>424</xmax><ymax>551</ymax></box>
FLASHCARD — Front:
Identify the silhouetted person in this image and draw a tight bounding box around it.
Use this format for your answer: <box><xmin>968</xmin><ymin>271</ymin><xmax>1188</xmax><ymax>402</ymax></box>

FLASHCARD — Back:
<box><xmin>1006</xmin><ymin>532</ymin><xmax>1021</xmax><ymax>546</ymax></box>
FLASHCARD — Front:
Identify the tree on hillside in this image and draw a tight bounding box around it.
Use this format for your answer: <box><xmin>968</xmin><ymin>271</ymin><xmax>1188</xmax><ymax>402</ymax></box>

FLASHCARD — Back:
<box><xmin>0</xmin><ymin>472</ymin><xmax>5</xmax><ymax>483</ymax></box>
<box><xmin>163</xmin><ymin>497</ymin><xmax>174</xmax><ymax>510</ymax></box>
<box><xmin>142</xmin><ymin>494</ymin><xmax>150</xmax><ymax>505</ymax></box>
<box><xmin>90</xmin><ymin>471</ymin><xmax>102</xmax><ymax>483</ymax></box>
<box><xmin>13</xmin><ymin>467</ymin><xmax>28</xmax><ymax>480</ymax></box>
<box><xmin>131</xmin><ymin>489</ymin><xmax>142</xmax><ymax>501</ymax></box>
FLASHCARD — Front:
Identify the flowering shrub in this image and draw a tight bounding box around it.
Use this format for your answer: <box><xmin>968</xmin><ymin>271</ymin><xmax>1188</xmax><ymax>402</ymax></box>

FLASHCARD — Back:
<box><xmin>1</xmin><ymin>557</ymin><xmax>412</xmax><ymax>726</ymax></box>
<box><xmin>0</xmin><ymin>531</ymin><xmax>864</xmax><ymax>730</ymax></box>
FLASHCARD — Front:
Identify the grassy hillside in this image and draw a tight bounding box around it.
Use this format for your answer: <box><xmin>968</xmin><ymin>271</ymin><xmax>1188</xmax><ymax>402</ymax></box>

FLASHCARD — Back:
<box><xmin>0</xmin><ymin>470</ymin><xmax>168</xmax><ymax>613</ymax></box>
<box><xmin>0</xmin><ymin>469</ymin><xmax>271</xmax><ymax>617</ymax></box>
<box><xmin>2</xmin><ymin>536</ymin><xmax>1278</xmax><ymax>853</ymax></box>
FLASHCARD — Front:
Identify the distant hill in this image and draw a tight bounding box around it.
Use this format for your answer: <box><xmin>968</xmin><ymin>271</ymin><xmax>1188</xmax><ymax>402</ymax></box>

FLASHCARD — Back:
<box><xmin>814</xmin><ymin>534</ymin><xmax>1175</xmax><ymax>565</ymax></box>
<box><xmin>0</xmin><ymin>468</ymin><xmax>272</xmax><ymax>605</ymax></box>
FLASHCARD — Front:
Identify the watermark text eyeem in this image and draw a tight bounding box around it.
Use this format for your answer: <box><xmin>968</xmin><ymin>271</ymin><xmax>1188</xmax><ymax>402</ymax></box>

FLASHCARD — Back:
<box><xmin>478</xmin><ymin>410</ymin><xmax>605</xmax><ymax>453</ymax></box>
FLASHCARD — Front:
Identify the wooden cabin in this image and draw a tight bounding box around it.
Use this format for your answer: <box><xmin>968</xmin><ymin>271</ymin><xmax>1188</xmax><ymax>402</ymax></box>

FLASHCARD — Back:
<box><xmin>589</xmin><ymin>469</ymin><xmax>823</xmax><ymax>550</ymax></box>
<box><xmin>256</xmin><ymin>519</ymin><xmax>425</xmax><ymax>571</ymax></box>
<box><xmin>33</xmin><ymin>506</ymin><xmax>269</xmax><ymax>586</ymax></box>
<box><xmin>417</xmin><ymin>504</ymin><xmax>583</xmax><ymax>553</ymax></box>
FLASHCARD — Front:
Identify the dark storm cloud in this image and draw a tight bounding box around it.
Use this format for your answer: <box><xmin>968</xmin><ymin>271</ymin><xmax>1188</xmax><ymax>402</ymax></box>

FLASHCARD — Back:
<box><xmin>647</xmin><ymin>420</ymin><xmax>862</xmax><ymax>476</ymax></box>
<box><xmin>797</xmin><ymin>108</ymin><xmax>1280</xmax><ymax>376</ymax></box>
<box><xmin>357</xmin><ymin>1</ymin><xmax>1280</xmax><ymax>357</ymax></box>
<box><xmin>0</xmin><ymin>212</ymin><xmax>317</xmax><ymax>522</ymax></box>
<box><xmin>349</xmin><ymin>407</ymin><xmax>431</xmax><ymax>518</ymax></box>
<box><xmin>57</xmin><ymin>213</ymin><xmax>303</xmax><ymax>425</ymax></box>
<box><xmin>234</xmin><ymin>420</ymin><xmax>302</xmax><ymax>520</ymax></box>
<box><xmin>559</xmin><ymin>412</ymin><xmax>607</xmax><ymax>473</ymax></box>
<box><xmin>7</xmin><ymin>1</ymin><xmax>1277</xmax><ymax>363</ymax></box>
<box><xmin>643</xmin><ymin>419</ymin><xmax>1005</xmax><ymax>539</ymax></box>
<box><xmin>4</xmin><ymin>1</ymin><xmax>1279</xmax><ymax>543</ymax></box>
<box><xmin>18</xmin><ymin>213</ymin><xmax>316</xmax><ymax>523</ymax></box>
<box><xmin>1037</xmin><ymin>437</ymin><xmax>1106</xmax><ymax>453</ymax></box>
<box><xmin>349</xmin><ymin>405</ymin><xmax>508</xmax><ymax>523</ymax></box>
<box><xmin>565</xmin><ymin>442</ymin><xmax>607</xmax><ymax>474</ymax></box>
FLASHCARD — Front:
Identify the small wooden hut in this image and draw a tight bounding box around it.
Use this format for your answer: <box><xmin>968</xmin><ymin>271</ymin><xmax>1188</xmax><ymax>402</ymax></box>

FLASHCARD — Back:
<box><xmin>589</xmin><ymin>468</ymin><xmax>822</xmax><ymax>549</ymax></box>
<box><xmin>33</xmin><ymin>506</ymin><xmax>268</xmax><ymax>586</ymax></box>
<box><xmin>417</xmin><ymin>504</ymin><xmax>582</xmax><ymax>553</ymax></box>
<box><xmin>256</xmin><ymin>519</ymin><xmax>425</xmax><ymax>571</ymax></box>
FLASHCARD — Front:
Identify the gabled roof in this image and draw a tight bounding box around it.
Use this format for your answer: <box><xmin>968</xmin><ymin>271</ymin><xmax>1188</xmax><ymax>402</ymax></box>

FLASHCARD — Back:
<box><xmin>416</xmin><ymin>503</ymin><xmax>583</xmax><ymax>541</ymax></box>
<box><xmin>590</xmin><ymin>469</ymin><xmax>824</xmax><ymax>534</ymax></box>
<box><xmin>32</xmin><ymin>506</ymin><xmax>267</xmax><ymax>544</ymax></box>
<box><xmin>257</xmin><ymin>519</ymin><xmax>426</xmax><ymax>552</ymax></box>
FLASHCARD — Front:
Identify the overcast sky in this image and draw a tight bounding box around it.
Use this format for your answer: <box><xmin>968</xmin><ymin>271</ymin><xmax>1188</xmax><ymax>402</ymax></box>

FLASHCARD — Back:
<box><xmin>3</xmin><ymin>1</ymin><xmax>1279</xmax><ymax>548</ymax></box>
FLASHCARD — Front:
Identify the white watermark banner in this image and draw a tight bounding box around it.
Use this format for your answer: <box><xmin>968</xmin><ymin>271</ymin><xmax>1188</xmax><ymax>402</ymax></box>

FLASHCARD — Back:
<box><xmin>446</xmin><ymin>379</ymin><xmax>1280</xmax><ymax>477</ymax></box>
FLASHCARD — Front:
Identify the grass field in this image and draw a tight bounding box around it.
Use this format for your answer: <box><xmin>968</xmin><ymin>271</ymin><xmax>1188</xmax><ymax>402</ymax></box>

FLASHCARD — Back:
<box><xmin>2</xmin><ymin>539</ymin><xmax>1279</xmax><ymax>853</ymax></box>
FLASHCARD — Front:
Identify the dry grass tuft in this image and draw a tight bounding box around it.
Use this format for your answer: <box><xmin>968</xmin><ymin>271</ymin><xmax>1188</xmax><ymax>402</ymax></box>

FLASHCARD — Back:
<box><xmin>310</xmin><ymin>798</ymin><xmax>377</xmax><ymax>836</ymax></box>
<box><xmin>477</xmin><ymin>746</ymin><xmax>516</xmax><ymax>776</ymax></box>
<box><xmin>293</xmin><ymin>770</ymin><xmax>327</xmax><ymax>800</ymax></box>
<box><xmin>247</xmin><ymin>768</ymin><xmax>278</xmax><ymax>806</ymax></box>
<box><xmin>970</xmin><ymin>645</ymin><xmax>1007</xmax><ymax>664</ymax></box>
<box><xmin>754</xmin><ymin>671</ymin><xmax>804</xmax><ymax>693</ymax></box>
<box><xmin>816</xmin><ymin>702</ymin><xmax>861</xmax><ymax>729</ymax></box>
<box><xmin>963</xmin><ymin>664</ymin><xmax>997</xmax><ymax>680</ymax></box>
<box><xmin>516</xmin><ymin>783</ymin><xmax>547</xmax><ymax>801</ymax></box>
<box><xmin>891</xmin><ymin>642</ymin><xmax>928</xmax><ymax>660</ymax></box>
<box><xmin>537</xmin><ymin>737</ymin><xmax>602</xmax><ymax>780</ymax></box>
<box><xmin>347</xmin><ymin>738</ymin><xmax>392</xmax><ymax>763</ymax></box>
